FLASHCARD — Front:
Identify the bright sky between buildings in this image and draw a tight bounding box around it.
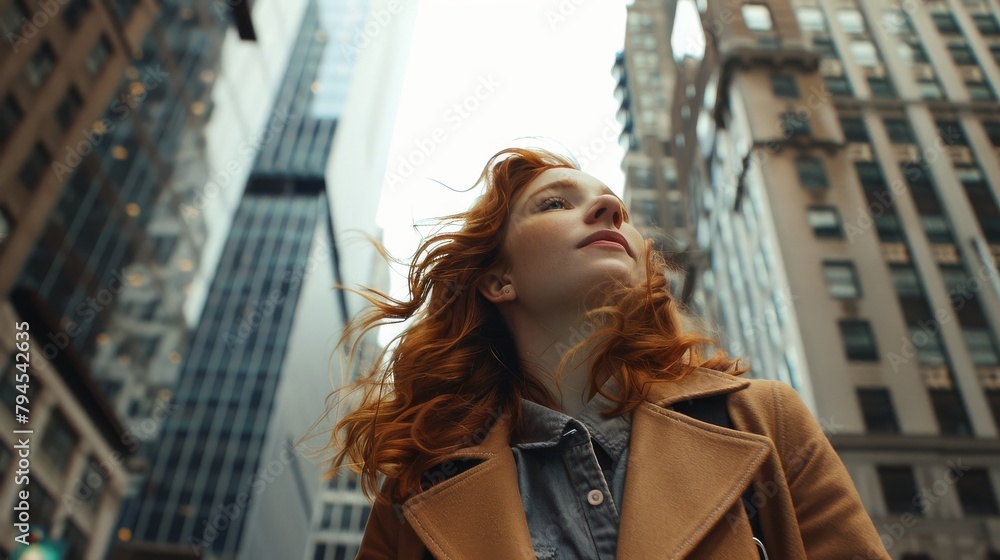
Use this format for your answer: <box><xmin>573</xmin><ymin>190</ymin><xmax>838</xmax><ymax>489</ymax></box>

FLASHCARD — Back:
<box><xmin>375</xmin><ymin>0</ymin><xmax>630</xmax><ymax>346</ymax></box>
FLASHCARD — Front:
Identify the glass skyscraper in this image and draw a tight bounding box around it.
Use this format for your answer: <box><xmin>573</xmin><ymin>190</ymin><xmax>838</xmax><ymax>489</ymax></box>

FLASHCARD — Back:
<box><xmin>118</xmin><ymin>0</ymin><xmax>368</xmax><ymax>557</ymax></box>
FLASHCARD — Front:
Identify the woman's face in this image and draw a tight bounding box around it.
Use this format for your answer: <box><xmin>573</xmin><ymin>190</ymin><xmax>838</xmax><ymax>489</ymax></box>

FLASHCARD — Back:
<box><xmin>494</xmin><ymin>167</ymin><xmax>647</xmax><ymax>314</ymax></box>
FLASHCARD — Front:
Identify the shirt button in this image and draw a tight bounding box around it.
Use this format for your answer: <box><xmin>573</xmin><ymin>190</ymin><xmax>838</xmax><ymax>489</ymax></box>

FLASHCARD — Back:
<box><xmin>587</xmin><ymin>489</ymin><xmax>604</xmax><ymax>506</ymax></box>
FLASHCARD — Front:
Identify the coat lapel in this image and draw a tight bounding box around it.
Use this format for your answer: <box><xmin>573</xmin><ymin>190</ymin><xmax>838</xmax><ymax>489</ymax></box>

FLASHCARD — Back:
<box><xmin>616</xmin><ymin>369</ymin><xmax>773</xmax><ymax>559</ymax></box>
<box><xmin>401</xmin><ymin>368</ymin><xmax>772</xmax><ymax>559</ymax></box>
<box><xmin>401</xmin><ymin>411</ymin><xmax>536</xmax><ymax>559</ymax></box>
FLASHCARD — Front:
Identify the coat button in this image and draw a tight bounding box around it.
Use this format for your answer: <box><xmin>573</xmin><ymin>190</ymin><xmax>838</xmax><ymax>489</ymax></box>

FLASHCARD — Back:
<box><xmin>587</xmin><ymin>489</ymin><xmax>604</xmax><ymax>506</ymax></box>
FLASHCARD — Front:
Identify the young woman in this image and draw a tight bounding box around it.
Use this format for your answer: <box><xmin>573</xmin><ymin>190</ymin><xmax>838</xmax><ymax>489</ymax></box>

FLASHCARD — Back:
<box><xmin>320</xmin><ymin>147</ymin><xmax>889</xmax><ymax>559</ymax></box>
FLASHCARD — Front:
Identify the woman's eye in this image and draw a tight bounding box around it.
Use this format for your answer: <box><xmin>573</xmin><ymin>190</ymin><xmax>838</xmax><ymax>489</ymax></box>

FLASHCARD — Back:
<box><xmin>540</xmin><ymin>197</ymin><xmax>568</xmax><ymax>210</ymax></box>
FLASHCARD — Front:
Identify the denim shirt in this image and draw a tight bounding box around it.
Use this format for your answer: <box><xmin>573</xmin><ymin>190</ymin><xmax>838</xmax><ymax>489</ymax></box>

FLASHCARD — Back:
<box><xmin>510</xmin><ymin>377</ymin><xmax>632</xmax><ymax>559</ymax></box>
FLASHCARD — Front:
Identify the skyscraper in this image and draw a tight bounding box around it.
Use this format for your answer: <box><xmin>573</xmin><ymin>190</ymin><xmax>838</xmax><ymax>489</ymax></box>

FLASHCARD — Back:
<box><xmin>115</xmin><ymin>0</ymin><xmax>390</xmax><ymax>558</ymax></box>
<box><xmin>619</xmin><ymin>0</ymin><xmax>1000</xmax><ymax>555</ymax></box>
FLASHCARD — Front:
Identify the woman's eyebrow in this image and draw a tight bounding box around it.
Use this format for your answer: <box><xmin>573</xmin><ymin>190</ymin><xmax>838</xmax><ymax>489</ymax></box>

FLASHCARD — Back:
<box><xmin>525</xmin><ymin>179</ymin><xmax>620</xmax><ymax>207</ymax></box>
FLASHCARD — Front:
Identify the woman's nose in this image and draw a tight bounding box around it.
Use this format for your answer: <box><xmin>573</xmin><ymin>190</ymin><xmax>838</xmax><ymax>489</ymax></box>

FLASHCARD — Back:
<box><xmin>588</xmin><ymin>194</ymin><xmax>624</xmax><ymax>229</ymax></box>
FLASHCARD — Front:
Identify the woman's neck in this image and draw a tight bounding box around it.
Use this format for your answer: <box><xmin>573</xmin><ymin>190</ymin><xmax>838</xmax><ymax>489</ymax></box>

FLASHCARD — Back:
<box><xmin>504</xmin><ymin>306</ymin><xmax>609</xmax><ymax>417</ymax></box>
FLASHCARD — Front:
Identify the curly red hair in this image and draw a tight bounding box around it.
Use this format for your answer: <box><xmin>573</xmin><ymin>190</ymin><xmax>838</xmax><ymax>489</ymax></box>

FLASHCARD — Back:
<box><xmin>308</xmin><ymin>147</ymin><xmax>748</xmax><ymax>507</ymax></box>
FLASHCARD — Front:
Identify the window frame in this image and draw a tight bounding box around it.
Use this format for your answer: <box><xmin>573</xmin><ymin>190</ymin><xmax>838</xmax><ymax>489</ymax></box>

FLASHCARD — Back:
<box><xmin>795</xmin><ymin>156</ymin><xmax>828</xmax><ymax>188</ymax></box>
<box><xmin>807</xmin><ymin>205</ymin><xmax>844</xmax><ymax>238</ymax></box>
<box><xmin>823</xmin><ymin>260</ymin><xmax>862</xmax><ymax>299</ymax></box>
<box><xmin>742</xmin><ymin>4</ymin><xmax>774</xmax><ymax>31</ymax></box>
<box><xmin>840</xmin><ymin>319</ymin><xmax>880</xmax><ymax>361</ymax></box>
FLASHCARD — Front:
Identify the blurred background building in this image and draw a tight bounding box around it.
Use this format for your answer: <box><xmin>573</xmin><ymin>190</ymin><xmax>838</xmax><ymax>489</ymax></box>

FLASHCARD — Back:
<box><xmin>0</xmin><ymin>0</ymin><xmax>180</xmax><ymax>557</ymax></box>
<box><xmin>0</xmin><ymin>0</ymin><xmax>410</xmax><ymax>557</ymax></box>
<box><xmin>113</xmin><ymin>0</ymin><xmax>414</xmax><ymax>559</ymax></box>
<box><xmin>617</xmin><ymin>0</ymin><xmax>1000</xmax><ymax>556</ymax></box>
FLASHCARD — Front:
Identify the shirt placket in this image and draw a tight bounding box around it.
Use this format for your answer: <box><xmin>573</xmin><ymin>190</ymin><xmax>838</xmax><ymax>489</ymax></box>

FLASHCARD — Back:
<box><xmin>559</xmin><ymin>418</ymin><xmax>620</xmax><ymax>560</ymax></box>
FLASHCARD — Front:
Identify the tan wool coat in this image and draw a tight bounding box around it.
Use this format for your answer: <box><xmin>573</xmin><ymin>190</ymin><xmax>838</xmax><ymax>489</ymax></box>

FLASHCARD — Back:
<box><xmin>356</xmin><ymin>367</ymin><xmax>891</xmax><ymax>559</ymax></box>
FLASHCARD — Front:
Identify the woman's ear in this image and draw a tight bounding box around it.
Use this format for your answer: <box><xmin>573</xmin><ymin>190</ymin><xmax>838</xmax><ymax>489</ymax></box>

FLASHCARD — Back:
<box><xmin>477</xmin><ymin>271</ymin><xmax>515</xmax><ymax>304</ymax></box>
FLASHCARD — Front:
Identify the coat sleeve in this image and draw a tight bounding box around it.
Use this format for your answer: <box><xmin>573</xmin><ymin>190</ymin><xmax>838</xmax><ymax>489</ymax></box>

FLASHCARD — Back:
<box><xmin>769</xmin><ymin>380</ymin><xmax>891</xmax><ymax>560</ymax></box>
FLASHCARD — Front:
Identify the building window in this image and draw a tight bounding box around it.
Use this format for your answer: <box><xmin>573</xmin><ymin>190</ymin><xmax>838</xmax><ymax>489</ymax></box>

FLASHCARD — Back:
<box><xmin>19</xmin><ymin>142</ymin><xmax>51</xmax><ymax>190</ymax></box>
<box><xmin>345</xmin><ymin>469</ymin><xmax>358</xmax><ymax>490</ymax></box>
<box><xmin>41</xmin><ymin>408</ymin><xmax>78</xmax><ymax>470</ymax></box>
<box><xmin>955</xmin><ymin>468</ymin><xmax>999</xmax><ymax>515</ymax></box>
<box><xmin>992</xmin><ymin>44</ymin><xmax>1000</xmax><ymax>64</ymax></box>
<box><xmin>56</xmin><ymin>86</ymin><xmax>83</xmax><ymax>130</ymax></box>
<box><xmin>837</xmin><ymin>8</ymin><xmax>866</xmax><ymax>34</ymax></box>
<box><xmin>742</xmin><ymin>4</ymin><xmax>773</xmax><ymax>31</ymax></box>
<box><xmin>662</xmin><ymin>161</ymin><xmax>677</xmax><ymax>187</ymax></box>
<box><xmin>0</xmin><ymin>95</ymin><xmax>22</xmax><ymax>147</ymax></box>
<box><xmin>841</xmin><ymin>117</ymin><xmax>869</xmax><ymax>142</ymax></box>
<box><xmin>319</xmin><ymin>503</ymin><xmax>333</xmax><ymax>529</ymax></box>
<box><xmin>782</xmin><ymin>112</ymin><xmax>811</xmax><ymax>137</ymax></box>
<box><xmin>634</xmin><ymin>199</ymin><xmax>659</xmax><ymax>227</ymax></box>
<box><xmin>72</xmin><ymin>459</ymin><xmax>106</xmax><ymax>511</ymax></box>
<box><xmin>856</xmin><ymin>161</ymin><xmax>886</xmax><ymax>188</ymax></box>
<box><xmin>936</xmin><ymin>120</ymin><xmax>968</xmax><ymax>145</ymax></box>
<box><xmin>949</xmin><ymin>44</ymin><xmax>977</xmax><ymax>65</ymax></box>
<box><xmin>911</xmin><ymin>327</ymin><xmax>946</xmax><ymax>365</ymax></box>
<box><xmin>899</xmin><ymin>41</ymin><xmax>930</xmax><ymax>64</ymax></box>
<box><xmin>918</xmin><ymin>80</ymin><xmax>944</xmax><ymax>100</ymax></box>
<box><xmin>825</xmin><ymin>76</ymin><xmax>852</xmax><ymax>96</ymax></box>
<box><xmin>796</xmin><ymin>156</ymin><xmax>827</xmax><ymax>188</ymax></box>
<box><xmin>85</xmin><ymin>34</ymin><xmax>112</xmax><ymax>75</ymax></box>
<box><xmin>771</xmin><ymin>74</ymin><xmax>799</xmax><ymax>97</ymax></box>
<box><xmin>933</xmin><ymin>12</ymin><xmax>961</xmax><ymax>34</ymax></box>
<box><xmin>968</xmin><ymin>82</ymin><xmax>995</xmax><ymax>101</ymax></box>
<box><xmin>62</xmin><ymin>0</ymin><xmax>90</xmax><ymax>30</ymax></box>
<box><xmin>988</xmin><ymin>390</ymin><xmax>1000</xmax><ymax>433</ymax></box>
<box><xmin>868</xmin><ymin>77</ymin><xmax>895</xmax><ymax>98</ymax></box>
<box><xmin>850</xmin><ymin>40</ymin><xmax>879</xmax><ymax>66</ymax></box>
<box><xmin>150</xmin><ymin>235</ymin><xmax>178</xmax><ymax>265</ymax></box>
<box><xmin>940</xmin><ymin>264</ymin><xmax>969</xmax><ymax>294</ymax></box>
<box><xmin>974</xmin><ymin>14</ymin><xmax>1000</xmax><ymax>35</ymax></box>
<box><xmin>878</xmin><ymin>466</ymin><xmax>921</xmax><ymax>515</ymax></box>
<box><xmin>980</xmin><ymin>121</ymin><xmax>1000</xmax><ymax>145</ymax></box>
<box><xmin>824</xmin><ymin>261</ymin><xmax>861</xmax><ymax>298</ymax></box>
<box><xmin>840</xmin><ymin>319</ymin><xmax>879</xmax><ymax>361</ymax></box>
<box><xmin>929</xmin><ymin>388</ymin><xmax>973</xmax><ymax>436</ymax></box>
<box><xmin>134</xmin><ymin>335</ymin><xmax>160</xmax><ymax>364</ymax></box>
<box><xmin>796</xmin><ymin>6</ymin><xmax>827</xmax><ymax>32</ymax></box>
<box><xmin>313</xmin><ymin>543</ymin><xmax>327</xmax><ymax>560</ymax></box>
<box><xmin>964</xmin><ymin>328</ymin><xmax>1000</xmax><ymax>365</ymax></box>
<box><xmin>812</xmin><ymin>38</ymin><xmax>839</xmax><ymax>59</ymax></box>
<box><xmin>628</xmin><ymin>165</ymin><xmax>653</xmax><ymax>189</ymax></box>
<box><xmin>26</xmin><ymin>41</ymin><xmax>57</xmax><ymax>88</ymax></box>
<box><xmin>898</xmin><ymin>42</ymin><xmax>915</xmax><ymax>64</ymax></box>
<box><xmin>884</xmin><ymin>118</ymin><xmax>915</xmax><ymax>143</ymax></box>
<box><xmin>920</xmin><ymin>214</ymin><xmax>953</xmax><ymax>244</ymax></box>
<box><xmin>857</xmin><ymin>388</ymin><xmax>900</xmax><ymax>433</ymax></box>
<box><xmin>28</xmin><ymin>480</ymin><xmax>57</xmax><ymax>526</ymax></box>
<box><xmin>807</xmin><ymin>206</ymin><xmax>843</xmax><ymax>238</ymax></box>
<box><xmin>340</xmin><ymin>504</ymin><xmax>354</xmax><ymax>531</ymax></box>
<box><xmin>881</xmin><ymin>9</ymin><xmax>913</xmax><ymax>34</ymax></box>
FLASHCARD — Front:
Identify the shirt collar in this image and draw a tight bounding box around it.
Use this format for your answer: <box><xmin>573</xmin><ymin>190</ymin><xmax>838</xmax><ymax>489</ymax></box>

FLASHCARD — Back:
<box><xmin>513</xmin><ymin>375</ymin><xmax>631</xmax><ymax>456</ymax></box>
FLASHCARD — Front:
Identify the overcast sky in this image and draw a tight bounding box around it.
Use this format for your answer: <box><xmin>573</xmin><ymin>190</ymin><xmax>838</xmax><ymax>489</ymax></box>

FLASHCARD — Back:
<box><xmin>375</xmin><ymin>0</ymin><xmax>631</xmax><ymax>345</ymax></box>
<box><xmin>378</xmin><ymin>0</ymin><xmax>703</xmax><ymax>343</ymax></box>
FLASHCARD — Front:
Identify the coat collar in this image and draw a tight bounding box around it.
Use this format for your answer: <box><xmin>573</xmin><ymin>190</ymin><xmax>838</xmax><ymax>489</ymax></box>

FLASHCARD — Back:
<box><xmin>400</xmin><ymin>367</ymin><xmax>773</xmax><ymax>559</ymax></box>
